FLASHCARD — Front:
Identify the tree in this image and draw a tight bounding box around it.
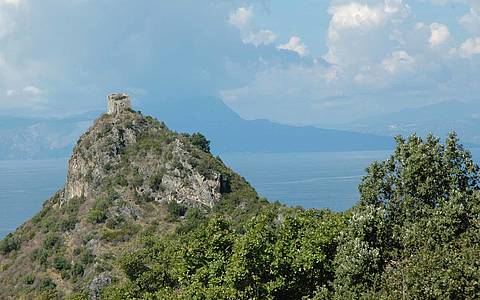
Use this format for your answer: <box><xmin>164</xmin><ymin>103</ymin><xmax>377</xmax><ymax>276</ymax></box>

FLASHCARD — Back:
<box><xmin>190</xmin><ymin>132</ymin><xmax>211</xmax><ymax>153</ymax></box>
<box><xmin>334</xmin><ymin>132</ymin><xmax>480</xmax><ymax>298</ymax></box>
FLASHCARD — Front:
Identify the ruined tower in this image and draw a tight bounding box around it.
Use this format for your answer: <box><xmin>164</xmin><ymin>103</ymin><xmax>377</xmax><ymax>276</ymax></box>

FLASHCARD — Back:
<box><xmin>107</xmin><ymin>93</ymin><xmax>131</xmax><ymax>115</ymax></box>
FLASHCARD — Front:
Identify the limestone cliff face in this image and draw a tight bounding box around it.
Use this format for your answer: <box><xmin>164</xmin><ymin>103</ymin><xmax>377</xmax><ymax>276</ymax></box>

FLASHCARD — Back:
<box><xmin>63</xmin><ymin>110</ymin><xmax>224</xmax><ymax>208</ymax></box>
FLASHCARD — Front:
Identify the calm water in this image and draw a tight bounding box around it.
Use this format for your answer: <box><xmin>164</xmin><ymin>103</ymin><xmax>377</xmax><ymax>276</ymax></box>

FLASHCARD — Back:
<box><xmin>2</xmin><ymin>149</ymin><xmax>480</xmax><ymax>238</ymax></box>
<box><xmin>0</xmin><ymin>159</ymin><xmax>67</xmax><ymax>238</ymax></box>
<box><xmin>221</xmin><ymin>151</ymin><xmax>390</xmax><ymax>211</ymax></box>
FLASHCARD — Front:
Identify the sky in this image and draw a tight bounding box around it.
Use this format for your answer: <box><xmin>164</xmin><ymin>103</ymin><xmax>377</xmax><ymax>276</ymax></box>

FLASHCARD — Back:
<box><xmin>0</xmin><ymin>0</ymin><xmax>479</xmax><ymax>125</ymax></box>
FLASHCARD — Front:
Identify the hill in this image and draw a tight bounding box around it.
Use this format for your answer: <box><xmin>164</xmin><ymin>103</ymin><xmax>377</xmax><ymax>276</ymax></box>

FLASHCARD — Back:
<box><xmin>0</xmin><ymin>106</ymin><xmax>266</xmax><ymax>299</ymax></box>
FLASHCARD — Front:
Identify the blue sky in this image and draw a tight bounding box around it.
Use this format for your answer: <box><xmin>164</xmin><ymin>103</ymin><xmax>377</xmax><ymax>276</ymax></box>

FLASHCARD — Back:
<box><xmin>0</xmin><ymin>0</ymin><xmax>479</xmax><ymax>125</ymax></box>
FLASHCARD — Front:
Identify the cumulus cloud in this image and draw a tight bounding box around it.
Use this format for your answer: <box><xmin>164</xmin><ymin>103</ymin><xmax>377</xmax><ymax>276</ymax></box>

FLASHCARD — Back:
<box><xmin>325</xmin><ymin>0</ymin><xmax>410</xmax><ymax>65</ymax></box>
<box><xmin>382</xmin><ymin>50</ymin><xmax>415</xmax><ymax>74</ymax></box>
<box><xmin>1</xmin><ymin>0</ymin><xmax>480</xmax><ymax>126</ymax></box>
<box><xmin>242</xmin><ymin>30</ymin><xmax>277</xmax><ymax>46</ymax></box>
<box><xmin>458</xmin><ymin>37</ymin><xmax>480</xmax><ymax>57</ymax></box>
<box><xmin>328</xmin><ymin>3</ymin><xmax>383</xmax><ymax>34</ymax></box>
<box><xmin>327</xmin><ymin>0</ymin><xmax>410</xmax><ymax>36</ymax></box>
<box><xmin>429</xmin><ymin>23</ymin><xmax>450</xmax><ymax>46</ymax></box>
<box><xmin>6</xmin><ymin>85</ymin><xmax>43</xmax><ymax>96</ymax></box>
<box><xmin>460</xmin><ymin>8</ymin><xmax>480</xmax><ymax>35</ymax></box>
<box><xmin>228</xmin><ymin>6</ymin><xmax>253</xmax><ymax>30</ymax></box>
<box><xmin>278</xmin><ymin>36</ymin><xmax>308</xmax><ymax>57</ymax></box>
<box><xmin>0</xmin><ymin>1</ymin><xmax>289</xmax><ymax>116</ymax></box>
<box><xmin>222</xmin><ymin>0</ymin><xmax>480</xmax><ymax>125</ymax></box>
<box><xmin>229</xmin><ymin>6</ymin><xmax>277</xmax><ymax>46</ymax></box>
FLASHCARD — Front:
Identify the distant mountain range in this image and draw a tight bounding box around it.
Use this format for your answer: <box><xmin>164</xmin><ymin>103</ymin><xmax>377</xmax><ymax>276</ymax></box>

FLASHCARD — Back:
<box><xmin>146</xmin><ymin>96</ymin><xmax>394</xmax><ymax>153</ymax></box>
<box><xmin>0</xmin><ymin>96</ymin><xmax>394</xmax><ymax>160</ymax></box>
<box><xmin>332</xmin><ymin>100</ymin><xmax>480</xmax><ymax>146</ymax></box>
<box><xmin>0</xmin><ymin>113</ymin><xmax>95</xmax><ymax>160</ymax></box>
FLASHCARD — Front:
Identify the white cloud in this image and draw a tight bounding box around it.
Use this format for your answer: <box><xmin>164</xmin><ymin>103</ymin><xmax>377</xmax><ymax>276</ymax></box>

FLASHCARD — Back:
<box><xmin>382</xmin><ymin>50</ymin><xmax>414</xmax><ymax>73</ymax></box>
<box><xmin>243</xmin><ymin>30</ymin><xmax>277</xmax><ymax>46</ymax></box>
<box><xmin>458</xmin><ymin>37</ymin><xmax>480</xmax><ymax>57</ymax></box>
<box><xmin>327</xmin><ymin>0</ymin><xmax>410</xmax><ymax>40</ymax></box>
<box><xmin>0</xmin><ymin>1</ymin><xmax>287</xmax><ymax>116</ymax></box>
<box><xmin>229</xmin><ymin>6</ymin><xmax>277</xmax><ymax>46</ymax></box>
<box><xmin>277</xmin><ymin>36</ymin><xmax>308</xmax><ymax>57</ymax></box>
<box><xmin>6</xmin><ymin>85</ymin><xmax>43</xmax><ymax>97</ymax></box>
<box><xmin>429</xmin><ymin>23</ymin><xmax>450</xmax><ymax>46</ymax></box>
<box><xmin>223</xmin><ymin>0</ymin><xmax>480</xmax><ymax>125</ymax></box>
<box><xmin>228</xmin><ymin>7</ymin><xmax>253</xmax><ymax>30</ymax></box>
<box><xmin>1</xmin><ymin>0</ymin><xmax>21</xmax><ymax>6</ymax></box>
<box><xmin>0</xmin><ymin>0</ymin><xmax>21</xmax><ymax>38</ymax></box>
<box><xmin>329</xmin><ymin>3</ymin><xmax>384</xmax><ymax>32</ymax></box>
<box><xmin>23</xmin><ymin>85</ymin><xmax>43</xmax><ymax>95</ymax></box>
<box><xmin>460</xmin><ymin>8</ymin><xmax>480</xmax><ymax>35</ymax></box>
<box><xmin>325</xmin><ymin>0</ymin><xmax>410</xmax><ymax>65</ymax></box>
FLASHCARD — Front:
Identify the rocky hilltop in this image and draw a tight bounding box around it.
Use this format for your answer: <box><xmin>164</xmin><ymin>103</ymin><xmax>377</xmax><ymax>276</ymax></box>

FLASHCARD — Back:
<box><xmin>0</xmin><ymin>99</ymin><xmax>263</xmax><ymax>299</ymax></box>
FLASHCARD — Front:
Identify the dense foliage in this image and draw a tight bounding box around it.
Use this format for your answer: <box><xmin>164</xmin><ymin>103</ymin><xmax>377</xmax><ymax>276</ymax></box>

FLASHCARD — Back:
<box><xmin>1</xmin><ymin>113</ymin><xmax>479</xmax><ymax>300</ymax></box>
<box><xmin>99</xmin><ymin>132</ymin><xmax>480</xmax><ymax>299</ymax></box>
<box><xmin>101</xmin><ymin>209</ymin><xmax>345</xmax><ymax>300</ymax></box>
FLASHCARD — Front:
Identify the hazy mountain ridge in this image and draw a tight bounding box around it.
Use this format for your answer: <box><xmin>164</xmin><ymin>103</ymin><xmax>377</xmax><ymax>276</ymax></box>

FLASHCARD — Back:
<box><xmin>0</xmin><ymin>113</ymin><xmax>98</xmax><ymax>159</ymax></box>
<box><xmin>335</xmin><ymin>100</ymin><xmax>480</xmax><ymax>144</ymax></box>
<box><xmin>0</xmin><ymin>97</ymin><xmax>394</xmax><ymax>160</ymax></box>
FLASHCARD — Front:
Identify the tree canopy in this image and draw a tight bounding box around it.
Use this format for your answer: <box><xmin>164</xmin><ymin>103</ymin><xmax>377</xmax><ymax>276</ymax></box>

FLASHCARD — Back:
<box><xmin>99</xmin><ymin>133</ymin><xmax>480</xmax><ymax>299</ymax></box>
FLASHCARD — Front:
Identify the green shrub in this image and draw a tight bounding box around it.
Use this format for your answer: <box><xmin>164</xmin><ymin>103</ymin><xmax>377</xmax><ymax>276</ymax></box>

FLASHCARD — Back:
<box><xmin>177</xmin><ymin>207</ymin><xmax>206</xmax><ymax>233</ymax></box>
<box><xmin>189</xmin><ymin>132</ymin><xmax>211</xmax><ymax>152</ymax></box>
<box><xmin>61</xmin><ymin>216</ymin><xmax>78</xmax><ymax>231</ymax></box>
<box><xmin>31</xmin><ymin>248</ymin><xmax>49</xmax><ymax>265</ymax></box>
<box><xmin>166</xmin><ymin>201</ymin><xmax>187</xmax><ymax>218</ymax></box>
<box><xmin>87</xmin><ymin>198</ymin><xmax>109</xmax><ymax>224</ymax></box>
<box><xmin>23</xmin><ymin>274</ymin><xmax>35</xmax><ymax>285</ymax></box>
<box><xmin>113</xmin><ymin>175</ymin><xmax>128</xmax><ymax>187</ymax></box>
<box><xmin>66</xmin><ymin>292</ymin><xmax>90</xmax><ymax>300</ymax></box>
<box><xmin>53</xmin><ymin>256</ymin><xmax>71</xmax><ymax>271</ymax></box>
<box><xmin>40</xmin><ymin>277</ymin><xmax>57</xmax><ymax>291</ymax></box>
<box><xmin>71</xmin><ymin>263</ymin><xmax>85</xmax><ymax>277</ymax></box>
<box><xmin>0</xmin><ymin>233</ymin><xmax>20</xmax><ymax>255</ymax></box>
<box><xmin>101</xmin><ymin>222</ymin><xmax>141</xmax><ymax>243</ymax></box>
<box><xmin>149</xmin><ymin>171</ymin><xmax>165</xmax><ymax>191</ymax></box>
<box><xmin>80</xmin><ymin>249</ymin><xmax>95</xmax><ymax>265</ymax></box>
<box><xmin>43</xmin><ymin>234</ymin><xmax>60</xmax><ymax>250</ymax></box>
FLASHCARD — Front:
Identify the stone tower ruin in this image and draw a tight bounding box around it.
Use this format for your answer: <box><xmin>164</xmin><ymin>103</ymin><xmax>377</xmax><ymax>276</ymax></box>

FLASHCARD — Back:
<box><xmin>108</xmin><ymin>93</ymin><xmax>131</xmax><ymax>115</ymax></box>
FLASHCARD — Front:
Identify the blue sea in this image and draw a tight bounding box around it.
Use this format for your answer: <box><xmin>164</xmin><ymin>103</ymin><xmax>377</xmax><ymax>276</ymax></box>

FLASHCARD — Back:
<box><xmin>0</xmin><ymin>159</ymin><xmax>68</xmax><ymax>239</ymax></box>
<box><xmin>2</xmin><ymin>149</ymin><xmax>480</xmax><ymax>238</ymax></box>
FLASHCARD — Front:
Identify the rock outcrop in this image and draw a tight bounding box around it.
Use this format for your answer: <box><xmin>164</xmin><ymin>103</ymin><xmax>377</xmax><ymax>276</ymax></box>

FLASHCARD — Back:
<box><xmin>63</xmin><ymin>109</ymin><xmax>224</xmax><ymax>208</ymax></box>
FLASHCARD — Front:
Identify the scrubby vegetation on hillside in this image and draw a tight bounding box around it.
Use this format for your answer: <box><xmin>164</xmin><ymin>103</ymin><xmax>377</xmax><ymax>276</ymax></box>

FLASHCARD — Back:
<box><xmin>0</xmin><ymin>111</ymin><xmax>266</xmax><ymax>300</ymax></box>
<box><xmin>100</xmin><ymin>133</ymin><xmax>480</xmax><ymax>299</ymax></box>
<box><xmin>1</xmin><ymin>107</ymin><xmax>479</xmax><ymax>300</ymax></box>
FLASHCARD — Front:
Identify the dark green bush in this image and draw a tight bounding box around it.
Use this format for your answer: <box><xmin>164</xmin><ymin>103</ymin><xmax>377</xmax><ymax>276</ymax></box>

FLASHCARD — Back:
<box><xmin>87</xmin><ymin>198</ymin><xmax>109</xmax><ymax>224</ymax></box>
<box><xmin>149</xmin><ymin>171</ymin><xmax>165</xmax><ymax>191</ymax></box>
<box><xmin>40</xmin><ymin>277</ymin><xmax>57</xmax><ymax>291</ymax></box>
<box><xmin>0</xmin><ymin>233</ymin><xmax>20</xmax><ymax>255</ymax></box>
<box><xmin>189</xmin><ymin>132</ymin><xmax>211</xmax><ymax>153</ymax></box>
<box><xmin>166</xmin><ymin>201</ymin><xmax>187</xmax><ymax>218</ymax></box>
<box><xmin>23</xmin><ymin>274</ymin><xmax>35</xmax><ymax>285</ymax></box>
<box><xmin>53</xmin><ymin>256</ymin><xmax>71</xmax><ymax>271</ymax></box>
<box><xmin>80</xmin><ymin>249</ymin><xmax>95</xmax><ymax>265</ymax></box>
<box><xmin>71</xmin><ymin>263</ymin><xmax>85</xmax><ymax>277</ymax></box>
<box><xmin>43</xmin><ymin>234</ymin><xmax>60</xmax><ymax>250</ymax></box>
<box><xmin>61</xmin><ymin>216</ymin><xmax>78</xmax><ymax>231</ymax></box>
